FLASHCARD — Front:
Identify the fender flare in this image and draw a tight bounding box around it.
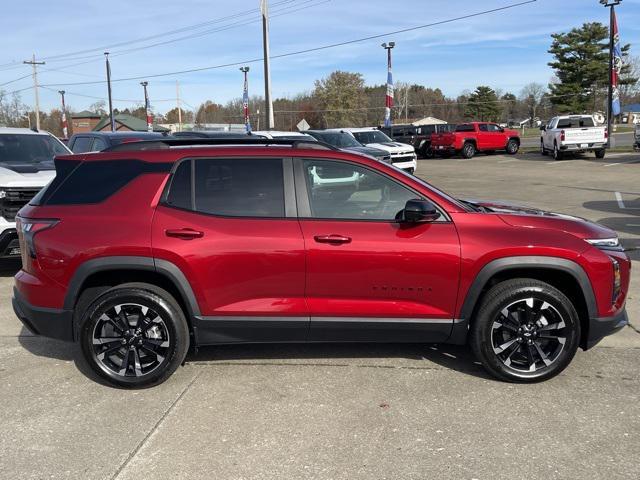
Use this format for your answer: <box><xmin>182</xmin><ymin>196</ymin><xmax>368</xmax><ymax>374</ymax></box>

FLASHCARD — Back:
<box><xmin>63</xmin><ymin>256</ymin><xmax>201</xmax><ymax>317</ymax></box>
<box><xmin>458</xmin><ymin>256</ymin><xmax>597</xmax><ymax>321</ymax></box>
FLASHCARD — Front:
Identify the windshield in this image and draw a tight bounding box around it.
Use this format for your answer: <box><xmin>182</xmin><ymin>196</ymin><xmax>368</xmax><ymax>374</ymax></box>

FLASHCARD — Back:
<box><xmin>0</xmin><ymin>134</ymin><xmax>69</xmax><ymax>164</ymax></box>
<box><xmin>314</xmin><ymin>132</ymin><xmax>362</xmax><ymax>148</ymax></box>
<box><xmin>351</xmin><ymin>130</ymin><xmax>393</xmax><ymax>144</ymax></box>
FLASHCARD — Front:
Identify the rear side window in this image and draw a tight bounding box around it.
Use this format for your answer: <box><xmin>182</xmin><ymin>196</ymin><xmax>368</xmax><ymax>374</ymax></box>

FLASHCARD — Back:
<box><xmin>71</xmin><ymin>136</ymin><xmax>93</xmax><ymax>153</ymax></box>
<box><xmin>456</xmin><ymin>124</ymin><xmax>475</xmax><ymax>132</ymax></box>
<box><xmin>193</xmin><ymin>158</ymin><xmax>285</xmax><ymax>217</ymax></box>
<box><xmin>165</xmin><ymin>160</ymin><xmax>192</xmax><ymax>210</ymax></box>
<box><xmin>39</xmin><ymin>160</ymin><xmax>170</xmax><ymax>205</ymax></box>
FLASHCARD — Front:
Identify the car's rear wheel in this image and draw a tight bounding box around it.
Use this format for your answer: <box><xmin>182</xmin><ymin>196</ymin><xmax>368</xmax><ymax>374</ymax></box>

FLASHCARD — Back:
<box><xmin>553</xmin><ymin>142</ymin><xmax>563</xmax><ymax>160</ymax></box>
<box><xmin>79</xmin><ymin>283</ymin><xmax>189</xmax><ymax>388</ymax></box>
<box><xmin>462</xmin><ymin>142</ymin><xmax>475</xmax><ymax>159</ymax></box>
<box><xmin>470</xmin><ymin>279</ymin><xmax>580</xmax><ymax>383</ymax></box>
<box><xmin>505</xmin><ymin>139</ymin><xmax>519</xmax><ymax>154</ymax></box>
<box><xmin>595</xmin><ymin>149</ymin><xmax>606</xmax><ymax>159</ymax></box>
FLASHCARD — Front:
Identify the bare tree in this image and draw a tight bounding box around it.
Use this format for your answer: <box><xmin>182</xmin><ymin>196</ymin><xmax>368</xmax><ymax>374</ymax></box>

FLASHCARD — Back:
<box><xmin>519</xmin><ymin>82</ymin><xmax>546</xmax><ymax>126</ymax></box>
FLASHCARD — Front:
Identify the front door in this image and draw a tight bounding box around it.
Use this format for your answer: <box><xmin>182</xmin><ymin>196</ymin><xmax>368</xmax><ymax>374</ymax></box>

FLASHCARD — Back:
<box><xmin>295</xmin><ymin>158</ymin><xmax>461</xmax><ymax>343</ymax></box>
<box><xmin>152</xmin><ymin>156</ymin><xmax>308</xmax><ymax>344</ymax></box>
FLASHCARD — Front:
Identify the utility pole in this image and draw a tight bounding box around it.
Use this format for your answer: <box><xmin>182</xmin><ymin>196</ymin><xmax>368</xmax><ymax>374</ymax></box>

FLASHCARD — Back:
<box><xmin>58</xmin><ymin>90</ymin><xmax>68</xmax><ymax>139</ymax></box>
<box><xmin>381</xmin><ymin>42</ymin><xmax>395</xmax><ymax>128</ymax></box>
<box><xmin>240</xmin><ymin>66</ymin><xmax>251</xmax><ymax>133</ymax></box>
<box><xmin>140</xmin><ymin>81</ymin><xmax>153</xmax><ymax>132</ymax></box>
<box><xmin>104</xmin><ymin>52</ymin><xmax>115</xmax><ymax>132</ymax></box>
<box><xmin>261</xmin><ymin>0</ymin><xmax>274</xmax><ymax>130</ymax></box>
<box><xmin>23</xmin><ymin>54</ymin><xmax>45</xmax><ymax>130</ymax></box>
<box><xmin>600</xmin><ymin>0</ymin><xmax>622</xmax><ymax>148</ymax></box>
<box><xmin>176</xmin><ymin>80</ymin><xmax>182</xmax><ymax>132</ymax></box>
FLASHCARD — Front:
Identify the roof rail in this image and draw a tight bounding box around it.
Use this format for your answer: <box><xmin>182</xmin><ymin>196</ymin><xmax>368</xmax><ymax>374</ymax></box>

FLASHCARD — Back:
<box><xmin>103</xmin><ymin>137</ymin><xmax>339</xmax><ymax>152</ymax></box>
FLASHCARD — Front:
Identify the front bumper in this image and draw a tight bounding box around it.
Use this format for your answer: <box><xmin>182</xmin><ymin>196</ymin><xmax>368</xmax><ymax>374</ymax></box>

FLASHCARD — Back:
<box><xmin>585</xmin><ymin>308</ymin><xmax>628</xmax><ymax>349</ymax></box>
<box><xmin>12</xmin><ymin>287</ymin><xmax>74</xmax><ymax>342</ymax></box>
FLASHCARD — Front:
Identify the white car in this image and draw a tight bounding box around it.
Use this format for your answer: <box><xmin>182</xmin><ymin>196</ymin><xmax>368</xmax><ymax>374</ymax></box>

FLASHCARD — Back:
<box><xmin>540</xmin><ymin>115</ymin><xmax>607</xmax><ymax>160</ymax></box>
<box><xmin>342</xmin><ymin>127</ymin><xmax>417</xmax><ymax>173</ymax></box>
<box><xmin>251</xmin><ymin>130</ymin><xmax>318</xmax><ymax>141</ymax></box>
<box><xmin>0</xmin><ymin>128</ymin><xmax>70</xmax><ymax>260</ymax></box>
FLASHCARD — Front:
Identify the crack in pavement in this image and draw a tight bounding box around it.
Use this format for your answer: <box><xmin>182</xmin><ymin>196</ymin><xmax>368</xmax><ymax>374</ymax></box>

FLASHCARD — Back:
<box><xmin>110</xmin><ymin>370</ymin><xmax>201</xmax><ymax>480</ymax></box>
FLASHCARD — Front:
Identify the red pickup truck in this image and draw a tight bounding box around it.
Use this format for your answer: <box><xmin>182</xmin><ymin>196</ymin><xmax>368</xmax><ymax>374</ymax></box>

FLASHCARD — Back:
<box><xmin>431</xmin><ymin>122</ymin><xmax>520</xmax><ymax>158</ymax></box>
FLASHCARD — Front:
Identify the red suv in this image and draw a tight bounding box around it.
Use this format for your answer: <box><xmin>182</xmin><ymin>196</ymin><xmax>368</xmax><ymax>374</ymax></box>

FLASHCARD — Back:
<box><xmin>12</xmin><ymin>138</ymin><xmax>630</xmax><ymax>387</ymax></box>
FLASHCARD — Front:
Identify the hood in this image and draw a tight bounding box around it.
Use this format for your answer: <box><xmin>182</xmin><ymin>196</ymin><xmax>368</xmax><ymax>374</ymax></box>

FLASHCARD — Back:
<box><xmin>344</xmin><ymin>146</ymin><xmax>389</xmax><ymax>159</ymax></box>
<box><xmin>0</xmin><ymin>164</ymin><xmax>56</xmax><ymax>187</ymax></box>
<box><xmin>465</xmin><ymin>199</ymin><xmax>616</xmax><ymax>240</ymax></box>
<box><xmin>362</xmin><ymin>142</ymin><xmax>415</xmax><ymax>154</ymax></box>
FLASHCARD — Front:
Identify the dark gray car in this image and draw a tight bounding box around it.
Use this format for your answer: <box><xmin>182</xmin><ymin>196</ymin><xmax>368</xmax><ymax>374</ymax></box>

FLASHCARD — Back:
<box><xmin>306</xmin><ymin>130</ymin><xmax>391</xmax><ymax>164</ymax></box>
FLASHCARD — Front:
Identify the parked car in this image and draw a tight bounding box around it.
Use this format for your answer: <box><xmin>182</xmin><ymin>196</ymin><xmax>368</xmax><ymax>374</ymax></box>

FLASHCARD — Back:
<box><xmin>633</xmin><ymin>124</ymin><xmax>640</xmax><ymax>151</ymax></box>
<box><xmin>431</xmin><ymin>122</ymin><xmax>520</xmax><ymax>159</ymax></box>
<box><xmin>252</xmin><ymin>130</ymin><xmax>317</xmax><ymax>141</ymax></box>
<box><xmin>540</xmin><ymin>115</ymin><xmax>607</xmax><ymax>160</ymax></box>
<box><xmin>380</xmin><ymin>123</ymin><xmax>456</xmax><ymax>158</ymax></box>
<box><xmin>342</xmin><ymin>127</ymin><xmax>417</xmax><ymax>173</ymax></box>
<box><xmin>306</xmin><ymin>129</ymin><xmax>391</xmax><ymax>164</ymax></box>
<box><xmin>13</xmin><ymin>137</ymin><xmax>630</xmax><ymax>387</ymax></box>
<box><xmin>0</xmin><ymin>128</ymin><xmax>70</xmax><ymax>260</ymax></box>
<box><xmin>68</xmin><ymin>131</ymin><xmax>167</xmax><ymax>153</ymax></box>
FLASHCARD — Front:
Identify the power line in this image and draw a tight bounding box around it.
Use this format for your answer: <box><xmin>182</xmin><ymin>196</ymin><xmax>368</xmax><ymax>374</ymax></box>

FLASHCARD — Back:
<box><xmin>37</xmin><ymin>0</ymin><xmax>537</xmax><ymax>88</ymax></box>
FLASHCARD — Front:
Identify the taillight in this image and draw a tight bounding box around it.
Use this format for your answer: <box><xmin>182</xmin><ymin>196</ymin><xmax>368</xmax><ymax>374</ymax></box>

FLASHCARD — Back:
<box><xmin>604</xmin><ymin>127</ymin><xmax>608</xmax><ymax>139</ymax></box>
<box><xmin>560</xmin><ymin>130</ymin><xmax>565</xmax><ymax>141</ymax></box>
<box><xmin>16</xmin><ymin>217</ymin><xmax>59</xmax><ymax>259</ymax></box>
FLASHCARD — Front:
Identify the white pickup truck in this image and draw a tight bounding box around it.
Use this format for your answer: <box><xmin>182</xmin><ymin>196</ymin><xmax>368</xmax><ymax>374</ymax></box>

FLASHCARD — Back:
<box><xmin>634</xmin><ymin>124</ymin><xmax>640</xmax><ymax>151</ymax></box>
<box><xmin>540</xmin><ymin>115</ymin><xmax>607</xmax><ymax>160</ymax></box>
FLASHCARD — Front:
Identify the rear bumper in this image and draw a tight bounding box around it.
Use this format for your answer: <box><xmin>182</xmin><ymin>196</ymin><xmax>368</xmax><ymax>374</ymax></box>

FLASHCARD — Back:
<box><xmin>585</xmin><ymin>308</ymin><xmax>628</xmax><ymax>349</ymax></box>
<box><xmin>0</xmin><ymin>228</ymin><xmax>20</xmax><ymax>258</ymax></box>
<box><xmin>12</xmin><ymin>287</ymin><xmax>74</xmax><ymax>342</ymax></box>
<box><xmin>560</xmin><ymin>143</ymin><xmax>606</xmax><ymax>151</ymax></box>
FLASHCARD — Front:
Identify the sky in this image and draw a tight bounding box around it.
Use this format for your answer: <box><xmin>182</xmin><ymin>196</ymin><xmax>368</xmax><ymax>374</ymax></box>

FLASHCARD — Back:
<box><xmin>0</xmin><ymin>0</ymin><xmax>639</xmax><ymax>116</ymax></box>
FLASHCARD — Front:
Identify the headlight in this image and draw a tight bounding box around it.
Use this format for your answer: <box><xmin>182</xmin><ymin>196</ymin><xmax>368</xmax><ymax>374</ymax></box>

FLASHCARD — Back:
<box><xmin>585</xmin><ymin>237</ymin><xmax>621</xmax><ymax>251</ymax></box>
<box><xmin>0</xmin><ymin>190</ymin><xmax>6</xmax><ymax>199</ymax></box>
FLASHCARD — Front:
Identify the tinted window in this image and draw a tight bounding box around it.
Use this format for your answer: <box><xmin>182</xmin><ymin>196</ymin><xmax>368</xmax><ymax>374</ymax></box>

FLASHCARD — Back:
<box><xmin>165</xmin><ymin>160</ymin><xmax>192</xmax><ymax>210</ymax></box>
<box><xmin>556</xmin><ymin>117</ymin><xmax>596</xmax><ymax>128</ymax></box>
<box><xmin>0</xmin><ymin>134</ymin><xmax>68</xmax><ymax>163</ymax></box>
<box><xmin>43</xmin><ymin>160</ymin><xmax>170</xmax><ymax>205</ymax></box>
<box><xmin>92</xmin><ymin>137</ymin><xmax>108</xmax><ymax>151</ymax></box>
<box><xmin>478</xmin><ymin>124</ymin><xmax>489</xmax><ymax>132</ymax></box>
<box><xmin>487</xmin><ymin>124</ymin><xmax>502</xmax><ymax>132</ymax></box>
<box><xmin>455</xmin><ymin>124</ymin><xmax>475</xmax><ymax>132</ymax></box>
<box><xmin>302</xmin><ymin>159</ymin><xmax>417</xmax><ymax>221</ymax></box>
<box><xmin>421</xmin><ymin>125</ymin><xmax>436</xmax><ymax>135</ymax></box>
<box><xmin>351</xmin><ymin>130</ymin><xmax>393</xmax><ymax>144</ymax></box>
<box><xmin>194</xmin><ymin>158</ymin><xmax>284</xmax><ymax>217</ymax></box>
<box><xmin>71</xmin><ymin>136</ymin><xmax>93</xmax><ymax>153</ymax></box>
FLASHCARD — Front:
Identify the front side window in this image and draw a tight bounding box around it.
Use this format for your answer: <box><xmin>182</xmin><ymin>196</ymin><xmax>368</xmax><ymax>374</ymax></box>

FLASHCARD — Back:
<box><xmin>351</xmin><ymin>130</ymin><xmax>393</xmax><ymax>145</ymax></box>
<box><xmin>193</xmin><ymin>158</ymin><xmax>285</xmax><ymax>217</ymax></box>
<box><xmin>487</xmin><ymin>124</ymin><xmax>502</xmax><ymax>132</ymax></box>
<box><xmin>478</xmin><ymin>124</ymin><xmax>489</xmax><ymax>132</ymax></box>
<box><xmin>302</xmin><ymin>159</ymin><xmax>418</xmax><ymax>221</ymax></box>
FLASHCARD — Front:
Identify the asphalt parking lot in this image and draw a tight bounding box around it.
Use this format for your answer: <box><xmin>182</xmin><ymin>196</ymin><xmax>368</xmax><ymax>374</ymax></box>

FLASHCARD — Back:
<box><xmin>1</xmin><ymin>150</ymin><xmax>639</xmax><ymax>480</ymax></box>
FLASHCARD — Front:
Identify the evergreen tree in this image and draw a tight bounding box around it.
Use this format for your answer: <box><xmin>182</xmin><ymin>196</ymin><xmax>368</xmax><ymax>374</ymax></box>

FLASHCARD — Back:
<box><xmin>464</xmin><ymin>86</ymin><xmax>501</xmax><ymax>121</ymax></box>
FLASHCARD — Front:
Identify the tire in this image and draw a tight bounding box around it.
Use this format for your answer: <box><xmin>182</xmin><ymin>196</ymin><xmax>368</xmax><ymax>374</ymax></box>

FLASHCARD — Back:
<box><xmin>422</xmin><ymin>146</ymin><xmax>434</xmax><ymax>159</ymax></box>
<box><xmin>462</xmin><ymin>142</ymin><xmax>475</xmax><ymax>159</ymax></box>
<box><xmin>79</xmin><ymin>283</ymin><xmax>190</xmax><ymax>388</ymax></box>
<box><xmin>470</xmin><ymin>278</ymin><xmax>580</xmax><ymax>383</ymax></box>
<box><xmin>540</xmin><ymin>140</ymin><xmax>548</xmax><ymax>156</ymax></box>
<box><xmin>505</xmin><ymin>139</ymin><xmax>519</xmax><ymax>155</ymax></box>
<box><xmin>553</xmin><ymin>142</ymin><xmax>563</xmax><ymax>160</ymax></box>
<box><xmin>595</xmin><ymin>149</ymin><xmax>606</xmax><ymax>159</ymax></box>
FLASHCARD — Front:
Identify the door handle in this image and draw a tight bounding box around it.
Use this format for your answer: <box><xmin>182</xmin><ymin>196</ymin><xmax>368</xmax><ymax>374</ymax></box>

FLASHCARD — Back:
<box><xmin>314</xmin><ymin>234</ymin><xmax>352</xmax><ymax>245</ymax></box>
<box><xmin>165</xmin><ymin>228</ymin><xmax>204</xmax><ymax>240</ymax></box>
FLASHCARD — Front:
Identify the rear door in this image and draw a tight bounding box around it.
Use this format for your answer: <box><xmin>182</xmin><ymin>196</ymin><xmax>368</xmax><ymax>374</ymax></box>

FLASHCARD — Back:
<box><xmin>295</xmin><ymin>157</ymin><xmax>461</xmax><ymax>343</ymax></box>
<box><xmin>152</xmin><ymin>156</ymin><xmax>308</xmax><ymax>344</ymax></box>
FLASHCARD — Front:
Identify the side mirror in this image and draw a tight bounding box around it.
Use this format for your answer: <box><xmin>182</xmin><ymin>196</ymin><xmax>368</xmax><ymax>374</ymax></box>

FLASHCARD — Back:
<box><xmin>540</xmin><ymin>125</ymin><xmax>546</xmax><ymax>131</ymax></box>
<box><xmin>399</xmin><ymin>199</ymin><xmax>441</xmax><ymax>223</ymax></box>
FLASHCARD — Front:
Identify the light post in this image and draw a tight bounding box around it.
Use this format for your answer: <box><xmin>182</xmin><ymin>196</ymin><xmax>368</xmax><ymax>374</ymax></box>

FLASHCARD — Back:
<box><xmin>381</xmin><ymin>42</ymin><xmax>395</xmax><ymax>128</ymax></box>
<box><xmin>240</xmin><ymin>66</ymin><xmax>251</xmax><ymax>133</ymax></box>
<box><xmin>58</xmin><ymin>90</ymin><xmax>68</xmax><ymax>139</ymax></box>
<box><xmin>104</xmin><ymin>52</ymin><xmax>115</xmax><ymax>132</ymax></box>
<box><xmin>140</xmin><ymin>81</ymin><xmax>153</xmax><ymax>132</ymax></box>
<box><xmin>600</xmin><ymin>0</ymin><xmax>622</xmax><ymax>147</ymax></box>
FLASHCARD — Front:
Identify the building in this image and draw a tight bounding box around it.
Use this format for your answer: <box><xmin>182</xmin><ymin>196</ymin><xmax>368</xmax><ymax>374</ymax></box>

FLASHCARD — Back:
<box><xmin>70</xmin><ymin>111</ymin><xmax>103</xmax><ymax>133</ymax></box>
<box><xmin>411</xmin><ymin>116</ymin><xmax>447</xmax><ymax>126</ymax></box>
<box><xmin>93</xmin><ymin>114</ymin><xmax>169</xmax><ymax>132</ymax></box>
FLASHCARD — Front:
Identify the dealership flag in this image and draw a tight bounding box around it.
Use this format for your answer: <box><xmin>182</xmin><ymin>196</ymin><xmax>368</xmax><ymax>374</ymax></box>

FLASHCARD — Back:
<box><xmin>384</xmin><ymin>53</ymin><xmax>394</xmax><ymax>127</ymax></box>
<box><xmin>612</xmin><ymin>9</ymin><xmax>622</xmax><ymax>116</ymax></box>
<box><xmin>243</xmin><ymin>73</ymin><xmax>252</xmax><ymax>133</ymax></box>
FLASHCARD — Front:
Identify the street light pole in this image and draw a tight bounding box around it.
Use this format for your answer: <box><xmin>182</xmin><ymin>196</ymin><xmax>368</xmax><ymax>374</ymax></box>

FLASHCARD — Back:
<box><xmin>600</xmin><ymin>0</ymin><xmax>622</xmax><ymax>148</ymax></box>
<box><xmin>58</xmin><ymin>90</ymin><xmax>68</xmax><ymax>139</ymax></box>
<box><xmin>381</xmin><ymin>42</ymin><xmax>395</xmax><ymax>128</ymax></box>
<box><xmin>140</xmin><ymin>81</ymin><xmax>153</xmax><ymax>132</ymax></box>
<box><xmin>240</xmin><ymin>66</ymin><xmax>251</xmax><ymax>133</ymax></box>
<box><xmin>261</xmin><ymin>0</ymin><xmax>274</xmax><ymax>130</ymax></box>
<box><xmin>104</xmin><ymin>52</ymin><xmax>115</xmax><ymax>132</ymax></box>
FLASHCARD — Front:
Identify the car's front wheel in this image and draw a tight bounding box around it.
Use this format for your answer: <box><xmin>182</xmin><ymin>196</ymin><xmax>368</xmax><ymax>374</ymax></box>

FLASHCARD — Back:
<box><xmin>470</xmin><ymin>279</ymin><xmax>580</xmax><ymax>383</ymax></box>
<box><xmin>79</xmin><ymin>283</ymin><xmax>189</xmax><ymax>388</ymax></box>
<box><xmin>505</xmin><ymin>139</ymin><xmax>519</xmax><ymax>154</ymax></box>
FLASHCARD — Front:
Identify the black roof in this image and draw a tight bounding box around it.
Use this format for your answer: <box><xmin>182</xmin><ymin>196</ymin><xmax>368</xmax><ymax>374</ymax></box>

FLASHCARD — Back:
<box><xmin>104</xmin><ymin>137</ymin><xmax>339</xmax><ymax>152</ymax></box>
<box><xmin>71</xmin><ymin>131</ymin><xmax>168</xmax><ymax>139</ymax></box>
